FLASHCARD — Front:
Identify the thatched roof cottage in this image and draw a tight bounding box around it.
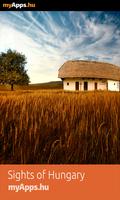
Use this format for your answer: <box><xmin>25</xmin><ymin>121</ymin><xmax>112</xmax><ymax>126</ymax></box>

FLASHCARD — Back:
<box><xmin>58</xmin><ymin>60</ymin><xmax>120</xmax><ymax>91</ymax></box>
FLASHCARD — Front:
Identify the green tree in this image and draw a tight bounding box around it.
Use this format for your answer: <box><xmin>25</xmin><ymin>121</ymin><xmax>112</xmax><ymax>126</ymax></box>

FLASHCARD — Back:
<box><xmin>0</xmin><ymin>49</ymin><xmax>30</xmax><ymax>90</ymax></box>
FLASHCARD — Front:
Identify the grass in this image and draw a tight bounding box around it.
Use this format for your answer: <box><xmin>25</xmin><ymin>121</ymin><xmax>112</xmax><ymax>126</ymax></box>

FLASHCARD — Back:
<box><xmin>0</xmin><ymin>89</ymin><xmax>120</xmax><ymax>164</ymax></box>
<box><xmin>0</xmin><ymin>81</ymin><xmax>63</xmax><ymax>91</ymax></box>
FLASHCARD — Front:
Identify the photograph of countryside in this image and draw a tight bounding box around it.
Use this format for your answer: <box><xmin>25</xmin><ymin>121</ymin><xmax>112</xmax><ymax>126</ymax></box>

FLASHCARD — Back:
<box><xmin>0</xmin><ymin>11</ymin><xmax>120</xmax><ymax>164</ymax></box>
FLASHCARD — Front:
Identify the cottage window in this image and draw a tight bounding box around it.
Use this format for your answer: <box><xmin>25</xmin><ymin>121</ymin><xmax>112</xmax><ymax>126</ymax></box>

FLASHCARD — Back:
<box><xmin>67</xmin><ymin>82</ymin><xmax>69</xmax><ymax>86</ymax></box>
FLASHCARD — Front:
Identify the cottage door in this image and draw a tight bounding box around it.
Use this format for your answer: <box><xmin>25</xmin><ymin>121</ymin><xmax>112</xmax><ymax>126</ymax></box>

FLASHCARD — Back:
<box><xmin>75</xmin><ymin>82</ymin><xmax>79</xmax><ymax>90</ymax></box>
<box><xmin>84</xmin><ymin>82</ymin><xmax>88</xmax><ymax>90</ymax></box>
<box><xmin>95</xmin><ymin>82</ymin><xmax>97</xmax><ymax>90</ymax></box>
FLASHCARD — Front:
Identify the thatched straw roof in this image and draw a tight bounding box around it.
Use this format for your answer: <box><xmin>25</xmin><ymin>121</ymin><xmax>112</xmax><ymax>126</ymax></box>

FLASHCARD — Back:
<box><xmin>58</xmin><ymin>60</ymin><xmax>120</xmax><ymax>81</ymax></box>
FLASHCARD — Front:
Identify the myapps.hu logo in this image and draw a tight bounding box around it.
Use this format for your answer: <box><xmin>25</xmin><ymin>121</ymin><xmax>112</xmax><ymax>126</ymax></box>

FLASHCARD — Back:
<box><xmin>3</xmin><ymin>2</ymin><xmax>36</xmax><ymax>9</ymax></box>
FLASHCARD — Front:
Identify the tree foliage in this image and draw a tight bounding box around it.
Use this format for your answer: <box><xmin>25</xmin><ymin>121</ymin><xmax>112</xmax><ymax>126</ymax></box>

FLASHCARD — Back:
<box><xmin>0</xmin><ymin>49</ymin><xmax>30</xmax><ymax>90</ymax></box>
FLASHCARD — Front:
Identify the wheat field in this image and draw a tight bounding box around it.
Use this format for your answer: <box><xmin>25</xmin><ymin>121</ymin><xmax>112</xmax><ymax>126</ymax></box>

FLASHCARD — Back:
<box><xmin>0</xmin><ymin>90</ymin><xmax>120</xmax><ymax>164</ymax></box>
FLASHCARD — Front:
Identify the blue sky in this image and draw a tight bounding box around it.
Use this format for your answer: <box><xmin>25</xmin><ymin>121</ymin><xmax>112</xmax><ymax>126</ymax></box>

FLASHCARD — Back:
<box><xmin>0</xmin><ymin>11</ymin><xmax>120</xmax><ymax>83</ymax></box>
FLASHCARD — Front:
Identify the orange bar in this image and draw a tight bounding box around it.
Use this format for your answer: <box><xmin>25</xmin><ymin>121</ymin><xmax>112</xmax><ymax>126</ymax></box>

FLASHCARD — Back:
<box><xmin>0</xmin><ymin>165</ymin><xmax>120</xmax><ymax>200</ymax></box>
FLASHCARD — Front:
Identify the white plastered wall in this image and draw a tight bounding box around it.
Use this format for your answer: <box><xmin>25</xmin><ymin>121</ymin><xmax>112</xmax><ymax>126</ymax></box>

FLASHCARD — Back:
<box><xmin>63</xmin><ymin>79</ymin><xmax>107</xmax><ymax>91</ymax></box>
<box><xmin>107</xmin><ymin>80</ymin><xmax>119</xmax><ymax>91</ymax></box>
<box><xmin>63</xmin><ymin>79</ymin><xmax>75</xmax><ymax>91</ymax></box>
